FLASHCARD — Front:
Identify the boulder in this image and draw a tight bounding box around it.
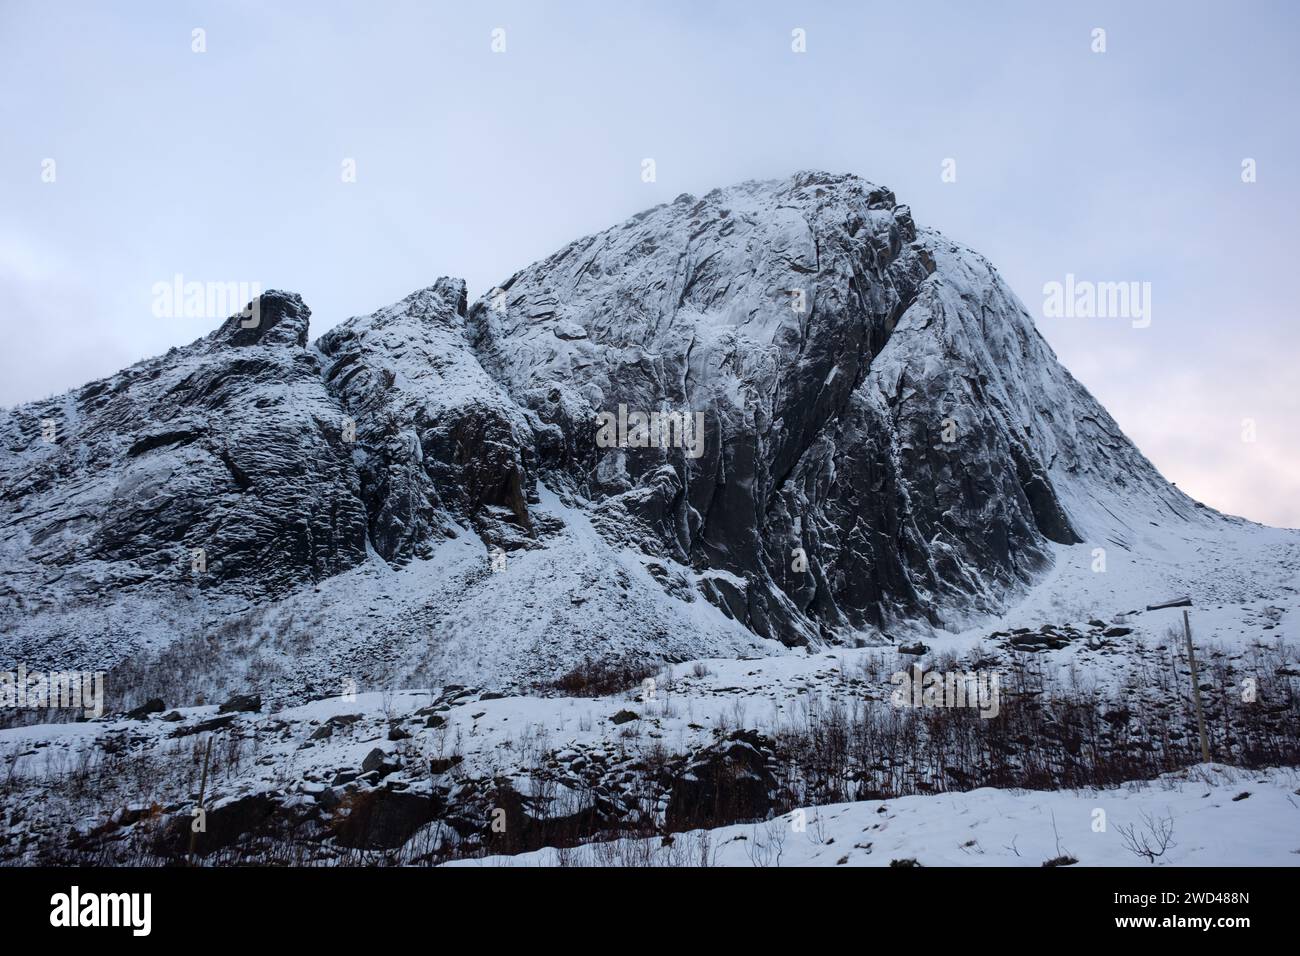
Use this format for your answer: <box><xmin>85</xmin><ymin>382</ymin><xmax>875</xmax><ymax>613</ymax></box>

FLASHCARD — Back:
<box><xmin>218</xmin><ymin>694</ymin><xmax>262</xmax><ymax>714</ymax></box>
<box><xmin>361</xmin><ymin>748</ymin><xmax>391</xmax><ymax>774</ymax></box>
<box><xmin>330</xmin><ymin>788</ymin><xmax>444</xmax><ymax>849</ymax></box>
<box><xmin>126</xmin><ymin>698</ymin><xmax>165</xmax><ymax>719</ymax></box>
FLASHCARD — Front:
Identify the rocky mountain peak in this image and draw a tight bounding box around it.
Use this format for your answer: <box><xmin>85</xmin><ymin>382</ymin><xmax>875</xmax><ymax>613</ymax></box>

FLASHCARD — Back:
<box><xmin>361</xmin><ymin>279</ymin><xmax>469</xmax><ymax>331</ymax></box>
<box><xmin>208</xmin><ymin>289</ymin><xmax>312</xmax><ymax>351</ymax></box>
<box><xmin>462</xmin><ymin>170</ymin><xmax>1201</xmax><ymax>642</ymax></box>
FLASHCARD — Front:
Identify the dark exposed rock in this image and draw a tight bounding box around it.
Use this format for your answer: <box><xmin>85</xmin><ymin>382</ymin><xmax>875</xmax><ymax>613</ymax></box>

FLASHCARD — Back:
<box><xmin>312</xmin><ymin>713</ymin><xmax>361</xmax><ymax>740</ymax></box>
<box><xmin>170</xmin><ymin>713</ymin><xmax>238</xmax><ymax>737</ymax></box>
<box><xmin>462</xmin><ymin>172</ymin><xmax>1202</xmax><ymax>646</ymax></box>
<box><xmin>1010</xmin><ymin>631</ymin><xmax>1069</xmax><ymax>650</ymax></box>
<box><xmin>429</xmin><ymin>755</ymin><xmax>463</xmax><ymax>775</ymax></box>
<box><xmin>1103</xmin><ymin>627</ymin><xmax>1133</xmax><ymax>638</ymax></box>
<box><xmin>125</xmin><ymin>698</ymin><xmax>165</xmax><ymax>719</ymax></box>
<box><xmin>0</xmin><ymin>291</ymin><xmax>369</xmax><ymax>646</ymax></box>
<box><xmin>664</xmin><ymin>730</ymin><xmax>777</xmax><ymax>831</ymax></box>
<box><xmin>330</xmin><ymin>788</ymin><xmax>443</xmax><ymax>849</ymax></box>
<box><xmin>360</xmin><ymin>747</ymin><xmax>392</xmax><ymax>775</ymax></box>
<box><xmin>484</xmin><ymin>782</ymin><xmax>608</xmax><ymax>855</ymax></box>
<box><xmin>219</xmin><ymin>694</ymin><xmax>262</xmax><ymax>714</ymax></box>
<box><xmin>153</xmin><ymin>793</ymin><xmax>297</xmax><ymax>856</ymax></box>
<box><xmin>610</xmin><ymin>709</ymin><xmax>639</xmax><ymax>724</ymax></box>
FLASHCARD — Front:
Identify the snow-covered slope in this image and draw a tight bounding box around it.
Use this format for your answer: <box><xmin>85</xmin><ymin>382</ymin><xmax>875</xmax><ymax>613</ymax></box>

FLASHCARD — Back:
<box><xmin>3</xmin><ymin>574</ymin><xmax>1295</xmax><ymax>864</ymax></box>
<box><xmin>451</xmin><ymin>764</ymin><xmax>1300</xmax><ymax>868</ymax></box>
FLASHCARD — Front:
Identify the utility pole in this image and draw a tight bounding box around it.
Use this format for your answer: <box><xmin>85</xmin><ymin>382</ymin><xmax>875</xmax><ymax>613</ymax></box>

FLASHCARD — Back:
<box><xmin>1183</xmin><ymin>610</ymin><xmax>1211</xmax><ymax>764</ymax></box>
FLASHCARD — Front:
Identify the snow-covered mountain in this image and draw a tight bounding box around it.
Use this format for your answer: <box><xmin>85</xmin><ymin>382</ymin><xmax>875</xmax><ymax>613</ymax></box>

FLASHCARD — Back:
<box><xmin>0</xmin><ymin>172</ymin><xmax>1270</xmax><ymax>695</ymax></box>
<box><xmin>2</xmin><ymin>172</ymin><xmax>1298</xmax><ymax>868</ymax></box>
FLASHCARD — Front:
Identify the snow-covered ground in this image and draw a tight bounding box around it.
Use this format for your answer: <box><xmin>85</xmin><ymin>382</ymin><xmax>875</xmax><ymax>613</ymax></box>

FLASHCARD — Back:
<box><xmin>448</xmin><ymin>764</ymin><xmax>1300</xmax><ymax>867</ymax></box>
<box><xmin>1</xmin><ymin>504</ymin><xmax>1295</xmax><ymax>865</ymax></box>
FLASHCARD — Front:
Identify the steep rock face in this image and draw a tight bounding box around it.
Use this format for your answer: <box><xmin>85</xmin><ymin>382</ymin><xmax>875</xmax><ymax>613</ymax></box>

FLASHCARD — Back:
<box><xmin>0</xmin><ymin>291</ymin><xmax>368</xmax><ymax>614</ymax></box>
<box><xmin>315</xmin><ymin>279</ymin><xmax>539</xmax><ymax>562</ymax></box>
<box><xmin>467</xmin><ymin>172</ymin><xmax>1202</xmax><ymax>642</ymax></box>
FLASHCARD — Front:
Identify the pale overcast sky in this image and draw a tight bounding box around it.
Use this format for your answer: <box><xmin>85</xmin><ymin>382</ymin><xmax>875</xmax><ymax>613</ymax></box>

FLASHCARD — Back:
<box><xmin>1</xmin><ymin>0</ymin><xmax>1296</xmax><ymax>526</ymax></box>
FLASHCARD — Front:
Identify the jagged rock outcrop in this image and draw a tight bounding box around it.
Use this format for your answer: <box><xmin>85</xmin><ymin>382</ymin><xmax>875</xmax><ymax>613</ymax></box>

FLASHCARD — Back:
<box><xmin>315</xmin><ymin>279</ymin><xmax>538</xmax><ymax>561</ymax></box>
<box><xmin>0</xmin><ymin>291</ymin><xmax>368</xmax><ymax>614</ymax></box>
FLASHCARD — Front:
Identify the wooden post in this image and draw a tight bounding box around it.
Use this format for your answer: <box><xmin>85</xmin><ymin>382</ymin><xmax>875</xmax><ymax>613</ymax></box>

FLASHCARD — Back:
<box><xmin>189</xmin><ymin>735</ymin><xmax>213</xmax><ymax>863</ymax></box>
<box><xmin>1183</xmin><ymin>610</ymin><xmax>1211</xmax><ymax>764</ymax></box>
